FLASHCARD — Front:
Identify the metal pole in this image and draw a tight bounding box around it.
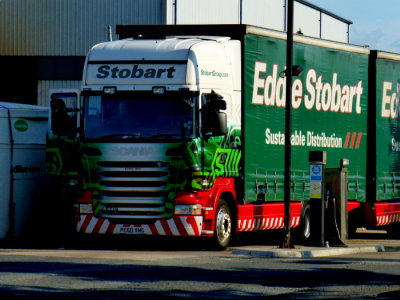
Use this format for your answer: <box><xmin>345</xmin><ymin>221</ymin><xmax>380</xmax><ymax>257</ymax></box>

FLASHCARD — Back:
<box><xmin>174</xmin><ymin>0</ymin><xmax>178</xmax><ymax>25</ymax></box>
<box><xmin>107</xmin><ymin>25</ymin><xmax>113</xmax><ymax>41</ymax></box>
<box><xmin>281</xmin><ymin>0</ymin><xmax>294</xmax><ymax>248</ymax></box>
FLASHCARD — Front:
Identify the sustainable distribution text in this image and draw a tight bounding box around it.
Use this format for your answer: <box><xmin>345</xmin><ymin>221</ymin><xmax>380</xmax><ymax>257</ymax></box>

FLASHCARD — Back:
<box><xmin>265</xmin><ymin>128</ymin><xmax>343</xmax><ymax>148</ymax></box>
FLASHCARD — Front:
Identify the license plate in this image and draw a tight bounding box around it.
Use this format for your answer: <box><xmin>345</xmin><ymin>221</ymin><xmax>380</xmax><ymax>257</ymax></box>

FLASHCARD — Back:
<box><xmin>119</xmin><ymin>227</ymin><xmax>145</xmax><ymax>234</ymax></box>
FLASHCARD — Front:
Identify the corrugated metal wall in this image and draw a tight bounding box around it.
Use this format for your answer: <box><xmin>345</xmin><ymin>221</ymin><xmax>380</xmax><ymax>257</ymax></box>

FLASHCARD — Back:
<box><xmin>294</xmin><ymin>1</ymin><xmax>321</xmax><ymax>37</ymax></box>
<box><xmin>0</xmin><ymin>0</ymin><xmax>351</xmax><ymax>105</ymax></box>
<box><xmin>175</xmin><ymin>0</ymin><xmax>240</xmax><ymax>24</ymax></box>
<box><xmin>0</xmin><ymin>0</ymin><xmax>164</xmax><ymax>56</ymax></box>
<box><xmin>173</xmin><ymin>0</ymin><xmax>350</xmax><ymax>44</ymax></box>
<box><xmin>321</xmin><ymin>14</ymin><xmax>349</xmax><ymax>43</ymax></box>
<box><xmin>241</xmin><ymin>0</ymin><xmax>285</xmax><ymax>31</ymax></box>
<box><xmin>37</xmin><ymin>80</ymin><xmax>81</xmax><ymax>106</ymax></box>
<box><xmin>0</xmin><ymin>0</ymin><xmax>350</xmax><ymax>56</ymax></box>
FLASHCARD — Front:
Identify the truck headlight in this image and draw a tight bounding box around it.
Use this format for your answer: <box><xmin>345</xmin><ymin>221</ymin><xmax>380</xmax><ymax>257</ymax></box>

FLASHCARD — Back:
<box><xmin>174</xmin><ymin>204</ymin><xmax>202</xmax><ymax>215</ymax></box>
<box><xmin>74</xmin><ymin>203</ymin><xmax>93</xmax><ymax>214</ymax></box>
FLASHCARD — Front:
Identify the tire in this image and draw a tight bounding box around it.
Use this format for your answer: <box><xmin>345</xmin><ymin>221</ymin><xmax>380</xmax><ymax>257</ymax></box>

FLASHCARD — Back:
<box><xmin>295</xmin><ymin>202</ymin><xmax>311</xmax><ymax>244</ymax></box>
<box><xmin>213</xmin><ymin>199</ymin><xmax>233</xmax><ymax>249</ymax></box>
<box><xmin>348</xmin><ymin>208</ymin><xmax>361</xmax><ymax>238</ymax></box>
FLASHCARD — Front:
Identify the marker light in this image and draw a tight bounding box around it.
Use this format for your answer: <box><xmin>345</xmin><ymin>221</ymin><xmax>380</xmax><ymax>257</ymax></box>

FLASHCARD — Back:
<box><xmin>103</xmin><ymin>86</ymin><xmax>116</xmax><ymax>94</ymax></box>
<box><xmin>75</xmin><ymin>203</ymin><xmax>93</xmax><ymax>214</ymax></box>
<box><xmin>152</xmin><ymin>86</ymin><xmax>165</xmax><ymax>94</ymax></box>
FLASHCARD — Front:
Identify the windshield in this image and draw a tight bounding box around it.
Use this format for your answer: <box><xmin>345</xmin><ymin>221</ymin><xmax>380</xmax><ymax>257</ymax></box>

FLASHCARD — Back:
<box><xmin>83</xmin><ymin>92</ymin><xmax>196</xmax><ymax>141</ymax></box>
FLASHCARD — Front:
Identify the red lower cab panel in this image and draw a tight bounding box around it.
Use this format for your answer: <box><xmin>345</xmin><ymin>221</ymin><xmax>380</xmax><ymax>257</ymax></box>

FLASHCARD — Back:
<box><xmin>363</xmin><ymin>202</ymin><xmax>400</xmax><ymax>227</ymax></box>
<box><xmin>237</xmin><ymin>202</ymin><xmax>303</xmax><ymax>232</ymax></box>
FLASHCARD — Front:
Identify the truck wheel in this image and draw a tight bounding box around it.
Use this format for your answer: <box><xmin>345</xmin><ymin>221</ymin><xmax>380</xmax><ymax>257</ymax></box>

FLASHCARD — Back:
<box><xmin>296</xmin><ymin>202</ymin><xmax>311</xmax><ymax>244</ymax></box>
<box><xmin>348</xmin><ymin>207</ymin><xmax>363</xmax><ymax>238</ymax></box>
<box><xmin>213</xmin><ymin>199</ymin><xmax>233</xmax><ymax>249</ymax></box>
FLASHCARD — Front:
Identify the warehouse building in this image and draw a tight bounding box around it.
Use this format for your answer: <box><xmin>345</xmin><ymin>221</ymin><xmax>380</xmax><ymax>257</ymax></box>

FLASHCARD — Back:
<box><xmin>0</xmin><ymin>0</ymin><xmax>352</xmax><ymax>106</ymax></box>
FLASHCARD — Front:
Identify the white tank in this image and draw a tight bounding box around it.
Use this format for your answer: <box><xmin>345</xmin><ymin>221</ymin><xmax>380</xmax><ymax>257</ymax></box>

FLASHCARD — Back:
<box><xmin>0</xmin><ymin>103</ymin><xmax>48</xmax><ymax>239</ymax></box>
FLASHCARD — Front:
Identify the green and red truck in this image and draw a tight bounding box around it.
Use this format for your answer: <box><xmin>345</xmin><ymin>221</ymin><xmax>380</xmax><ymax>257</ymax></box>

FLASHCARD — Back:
<box><xmin>47</xmin><ymin>25</ymin><xmax>400</xmax><ymax>248</ymax></box>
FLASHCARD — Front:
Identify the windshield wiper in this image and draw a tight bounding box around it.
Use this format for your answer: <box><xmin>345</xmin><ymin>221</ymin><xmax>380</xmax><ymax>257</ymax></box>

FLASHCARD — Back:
<box><xmin>97</xmin><ymin>134</ymin><xmax>143</xmax><ymax>140</ymax></box>
<box><xmin>147</xmin><ymin>134</ymin><xmax>185</xmax><ymax>140</ymax></box>
<box><xmin>93</xmin><ymin>133</ymin><xmax>191</xmax><ymax>141</ymax></box>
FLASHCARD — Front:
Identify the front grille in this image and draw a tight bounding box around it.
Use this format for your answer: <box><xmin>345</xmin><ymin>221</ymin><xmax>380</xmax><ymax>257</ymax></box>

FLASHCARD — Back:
<box><xmin>97</xmin><ymin>161</ymin><xmax>170</xmax><ymax>168</ymax></box>
<box><xmin>99</xmin><ymin>180</ymin><xmax>168</xmax><ymax>188</ymax></box>
<box><xmin>98</xmin><ymin>171</ymin><xmax>168</xmax><ymax>177</ymax></box>
<box><xmin>96</xmin><ymin>160</ymin><xmax>171</xmax><ymax>220</ymax></box>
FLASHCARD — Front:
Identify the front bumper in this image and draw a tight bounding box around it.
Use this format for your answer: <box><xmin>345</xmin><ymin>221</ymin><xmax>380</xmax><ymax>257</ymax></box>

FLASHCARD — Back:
<box><xmin>76</xmin><ymin>214</ymin><xmax>205</xmax><ymax>236</ymax></box>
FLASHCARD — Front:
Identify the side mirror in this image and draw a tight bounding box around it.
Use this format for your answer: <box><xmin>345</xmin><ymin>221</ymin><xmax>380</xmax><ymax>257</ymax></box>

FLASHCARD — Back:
<box><xmin>202</xmin><ymin>111</ymin><xmax>227</xmax><ymax>137</ymax></box>
<box><xmin>212</xmin><ymin>111</ymin><xmax>227</xmax><ymax>136</ymax></box>
<box><xmin>212</xmin><ymin>99</ymin><xmax>227</xmax><ymax>110</ymax></box>
<box><xmin>50</xmin><ymin>98</ymin><xmax>70</xmax><ymax>136</ymax></box>
<box><xmin>201</xmin><ymin>91</ymin><xmax>228</xmax><ymax>137</ymax></box>
<box><xmin>49</xmin><ymin>90</ymin><xmax>79</xmax><ymax>138</ymax></box>
<box><xmin>202</xmin><ymin>102</ymin><xmax>227</xmax><ymax>137</ymax></box>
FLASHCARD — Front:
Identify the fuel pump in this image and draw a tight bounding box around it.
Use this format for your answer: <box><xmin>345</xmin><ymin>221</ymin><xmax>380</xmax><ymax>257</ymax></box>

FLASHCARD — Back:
<box><xmin>324</xmin><ymin>159</ymin><xmax>349</xmax><ymax>246</ymax></box>
<box><xmin>309</xmin><ymin>151</ymin><xmax>326</xmax><ymax>247</ymax></box>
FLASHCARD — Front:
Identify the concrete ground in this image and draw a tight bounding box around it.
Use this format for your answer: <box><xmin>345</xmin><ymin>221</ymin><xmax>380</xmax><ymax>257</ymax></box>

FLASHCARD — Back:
<box><xmin>232</xmin><ymin>229</ymin><xmax>400</xmax><ymax>258</ymax></box>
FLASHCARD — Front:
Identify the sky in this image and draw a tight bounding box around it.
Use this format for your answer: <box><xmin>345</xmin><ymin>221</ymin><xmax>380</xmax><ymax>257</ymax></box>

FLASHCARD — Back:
<box><xmin>309</xmin><ymin>0</ymin><xmax>400</xmax><ymax>53</ymax></box>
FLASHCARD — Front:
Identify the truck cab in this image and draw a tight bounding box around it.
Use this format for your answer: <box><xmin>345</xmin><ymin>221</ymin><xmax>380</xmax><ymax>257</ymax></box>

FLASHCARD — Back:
<box><xmin>48</xmin><ymin>35</ymin><xmax>242</xmax><ymax>248</ymax></box>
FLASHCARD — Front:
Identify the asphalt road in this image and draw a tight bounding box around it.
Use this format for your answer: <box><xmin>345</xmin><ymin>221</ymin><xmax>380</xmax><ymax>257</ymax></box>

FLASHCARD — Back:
<box><xmin>0</xmin><ymin>231</ymin><xmax>399</xmax><ymax>299</ymax></box>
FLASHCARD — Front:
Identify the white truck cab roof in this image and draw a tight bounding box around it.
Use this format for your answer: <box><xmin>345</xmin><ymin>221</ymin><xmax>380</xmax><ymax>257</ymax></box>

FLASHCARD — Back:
<box><xmin>82</xmin><ymin>37</ymin><xmax>241</xmax><ymax>91</ymax></box>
